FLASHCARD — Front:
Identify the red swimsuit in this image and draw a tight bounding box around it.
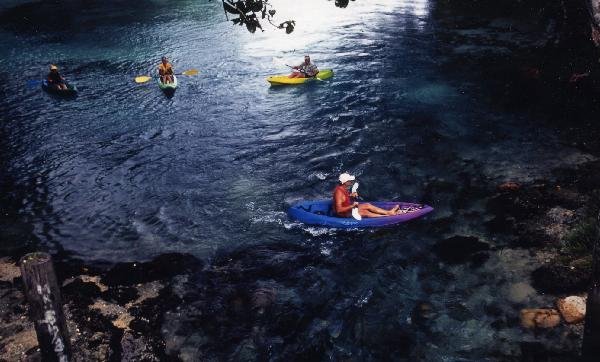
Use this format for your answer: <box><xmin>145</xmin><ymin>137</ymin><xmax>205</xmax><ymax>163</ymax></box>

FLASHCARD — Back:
<box><xmin>333</xmin><ymin>185</ymin><xmax>352</xmax><ymax>216</ymax></box>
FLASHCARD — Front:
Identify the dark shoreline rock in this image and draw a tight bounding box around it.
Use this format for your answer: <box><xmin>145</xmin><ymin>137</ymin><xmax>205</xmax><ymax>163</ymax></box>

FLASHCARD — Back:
<box><xmin>433</xmin><ymin>235</ymin><xmax>491</xmax><ymax>265</ymax></box>
<box><xmin>531</xmin><ymin>264</ymin><xmax>590</xmax><ymax>295</ymax></box>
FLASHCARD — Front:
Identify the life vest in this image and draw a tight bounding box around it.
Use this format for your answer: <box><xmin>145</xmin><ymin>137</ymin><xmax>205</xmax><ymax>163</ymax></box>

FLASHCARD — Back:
<box><xmin>158</xmin><ymin>62</ymin><xmax>174</xmax><ymax>75</ymax></box>
<box><xmin>333</xmin><ymin>185</ymin><xmax>352</xmax><ymax>214</ymax></box>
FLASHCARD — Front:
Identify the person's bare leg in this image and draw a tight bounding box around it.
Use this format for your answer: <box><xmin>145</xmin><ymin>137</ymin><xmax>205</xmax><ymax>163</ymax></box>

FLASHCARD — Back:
<box><xmin>365</xmin><ymin>203</ymin><xmax>398</xmax><ymax>215</ymax></box>
<box><xmin>358</xmin><ymin>208</ymin><xmax>388</xmax><ymax>218</ymax></box>
<box><xmin>358</xmin><ymin>203</ymin><xmax>398</xmax><ymax>217</ymax></box>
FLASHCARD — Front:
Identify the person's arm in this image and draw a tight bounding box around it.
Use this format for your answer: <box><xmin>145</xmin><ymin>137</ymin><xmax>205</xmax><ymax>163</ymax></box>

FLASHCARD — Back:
<box><xmin>167</xmin><ymin>65</ymin><xmax>174</xmax><ymax>75</ymax></box>
<box><xmin>334</xmin><ymin>189</ymin><xmax>357</xmax><ymax>214</ymax></box>
<box><xmin>158</xmin><ymin>66</ymin><xmax>164</xmax><ymax>76</ymax></box>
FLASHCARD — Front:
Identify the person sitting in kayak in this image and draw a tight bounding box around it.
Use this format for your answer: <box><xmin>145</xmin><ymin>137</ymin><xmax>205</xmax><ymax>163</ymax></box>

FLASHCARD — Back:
<box><xmin>288</xmin><ymin>55</ymin><xmax>319</xmax><ymax>79</ymax></box>
<box><xmin>158</xmin><ymin>56</ymin><xmax>174</xmax><ymax>84</ymax></box>
<box><xmin>333</xmin><ymin>173</ymin><xmax>400</xmax><ymax>218</ymax></box>
<box><xmin>46</xmin><ymin>65</ymin><xmax>68</xmax><ymax>90</ymax></box>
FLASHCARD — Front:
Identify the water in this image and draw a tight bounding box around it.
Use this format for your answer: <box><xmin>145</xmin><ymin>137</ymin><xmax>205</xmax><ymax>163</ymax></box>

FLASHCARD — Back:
<box><xmin>0</xmin><ymin>0</ymin><xmax>592</xmax><ymax>359</ymax></box>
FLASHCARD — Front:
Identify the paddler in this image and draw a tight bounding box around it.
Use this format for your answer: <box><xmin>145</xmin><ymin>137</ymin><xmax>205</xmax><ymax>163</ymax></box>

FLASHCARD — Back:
<box><xmin>288</xmin><ymin>55</ymin><xmax>319</xmax><ymax>79</ymax></box>
<box><xmin>333</xmin><ymin>173</ymin><xmax>400</xmax><ymax>218</ymax></box>
<box><xmin>158</xmin><ymin>56</ymin><xmax>174</xmax><ymax>84</ymax></box>
<box><xmin>46</xmin><ymin>65</ymin><xmax>68</xmax><ymax>90</ymax></box>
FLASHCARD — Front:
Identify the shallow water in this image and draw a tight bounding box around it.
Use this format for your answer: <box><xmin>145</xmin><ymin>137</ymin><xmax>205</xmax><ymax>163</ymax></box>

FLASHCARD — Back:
<box><xmin>0</xmin><ymin>0</ymin><xmax>593</xmax><ymax>359</ymax></box>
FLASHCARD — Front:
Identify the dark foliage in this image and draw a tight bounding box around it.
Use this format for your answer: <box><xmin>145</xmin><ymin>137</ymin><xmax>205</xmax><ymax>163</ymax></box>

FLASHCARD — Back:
<box><xmin>222</xmin><ymin>0</ymin><xmax>356</xmax><ymax>33</ymax></box>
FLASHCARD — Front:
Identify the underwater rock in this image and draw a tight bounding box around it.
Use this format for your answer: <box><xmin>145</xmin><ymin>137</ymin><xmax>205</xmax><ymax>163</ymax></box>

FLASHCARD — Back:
<box><xmin>520</xmin><ymin>309</ymin><xmax>561</xmax><ymax>329</ymax></box>
<box><xmin>102</xmin><ymin>285</ymin><xmax>140</xmax><ymax>305</ymax></box>
<box><xmin>498</xmin><ymin>181</ymin><xmax>521</xmax><ymax>191</ymax></box>
<box><xmin>433</xmin><ymin>236</ymin><xmax>490</xmax><ymax>264</ymax></box>
<box><xmin>507</xmin><ymin>282</ymin><xmax>536</xmax><ymax>303</ymax></box>
<box><xmin>62</xmin><ymin>277</ymin><xmax>102</xmax><ymax>307</ymax></box>
<box><xmin>556</xmin><ymin>296</ymin><xmax>586</xmax><ymax>324</ymax></box>
<box><xmin>101</xmin><ymin>253</ymin><xmax>203</xmax><ymax>286</ymax></box>
<box><xmin>120</xmin><ymin>330</ymin><xmax>160</xmax><ymax>362</ymax></box>
<box><xmin>531</xmin><ymin>264</ymin><xmax>590</xmax><ymax>294</ymax></box>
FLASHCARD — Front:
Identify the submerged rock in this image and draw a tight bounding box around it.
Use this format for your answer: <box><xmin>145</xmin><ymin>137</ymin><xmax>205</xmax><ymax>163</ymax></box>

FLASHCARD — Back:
<box><xmin>101</xmin><ymin>253</ymin><xmax>203</xmax><ymax>286</ymax></box>
<box><xmin>556</xmin><ymin>296</ymin><xmax>586</xmax><ymax>324</ymax></box>
<box><xmin>520</xmin><ymin>308</ymin><xmax>561</xmax><ymax>329</ymax></box>
<box><xmin>531</xmin><ymin>264</ymin><xmax>589</xmax><ymax>294</ymax></box>
<box><xmin>432</xmin><ymin>236</ymin><xmax>490</xmax><ymax>264</ymax></box>
<box><xmin>498</xmin><ymin>181</ymin><xmax>521</xmax><ymax>191</ymax></box>
<box><xmin>507</xmin><ymin>282</ymin><xmax>536</xmax><ymax>303</ymax></box>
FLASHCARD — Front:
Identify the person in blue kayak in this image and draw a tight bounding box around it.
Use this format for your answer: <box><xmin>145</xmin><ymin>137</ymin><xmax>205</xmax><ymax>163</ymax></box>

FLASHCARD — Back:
<box><xmin>333</xmin><ymin>173</ymin><xmax>400</xmax><ymax>217</ymax></box>
<box><xmin>46</xmin><ymin>65</ymin><xmax>68</xmax><ymax>90</ymax></box>
<box><xmin>158</xmin><ymin>56</ymin><xmax>174</xmax><ymax>84</ymax></box>
<box><xmin>288</xmin><ymin>55</ymin><xmax>319</xmax><ymax>78</ymax></box>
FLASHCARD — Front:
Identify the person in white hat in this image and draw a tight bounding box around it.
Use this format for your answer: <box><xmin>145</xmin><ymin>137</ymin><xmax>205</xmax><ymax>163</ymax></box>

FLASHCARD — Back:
<box><xmin>333</xmin><ymin>173</ymin><xmax>400</xmax><ymax>218</ymax></box>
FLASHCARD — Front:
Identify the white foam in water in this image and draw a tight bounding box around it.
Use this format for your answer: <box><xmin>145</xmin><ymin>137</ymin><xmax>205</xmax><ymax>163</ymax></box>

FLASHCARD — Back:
<box><xmin>247</xmin><ymin>203</ymin><xmax>341</xmax><ymax>236</ymax></box>
<box><xmin>319</xmin><ymin>245</ymin><xmax>332</xmax><ymax>256</ymax></box>
<box><xmin>250</xmin><ymin>209</ymin><xmax>286</xmax><ymax>226</ymax></box>
<box><xmin>308</xmin><ymin>171</ymin><xmax>328</xmax><ymax>181</ymax></box>
<box><xmin>355</xmin><ymin>290</ymin><xmax>373</xmax><ymax>307</ymax></box>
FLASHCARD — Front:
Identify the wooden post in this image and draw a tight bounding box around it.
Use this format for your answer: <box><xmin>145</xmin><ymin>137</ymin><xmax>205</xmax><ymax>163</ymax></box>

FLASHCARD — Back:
<box><xmin>19</xmin><ymin>252</ymin><xmax>72</xmax><ymax>362</ymax></box>
<box><xmin>583</xmin><ymin>212</ymin><xmax>600</xmax><ymax>361</ymax></box>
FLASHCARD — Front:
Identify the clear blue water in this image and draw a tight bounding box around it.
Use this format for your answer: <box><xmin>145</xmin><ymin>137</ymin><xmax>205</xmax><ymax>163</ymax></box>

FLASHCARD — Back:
<box><xmin>0</xmin><ymin>0</ymin><xmax>591</xmax><ymax>359</ymax></box>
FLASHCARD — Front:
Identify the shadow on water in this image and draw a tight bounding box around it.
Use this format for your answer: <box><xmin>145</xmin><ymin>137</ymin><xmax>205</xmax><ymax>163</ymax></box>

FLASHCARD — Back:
<box><xmin>0</xmin><ymin>0</ymin><xmax>183</xmax><ymax>33</ymax></box>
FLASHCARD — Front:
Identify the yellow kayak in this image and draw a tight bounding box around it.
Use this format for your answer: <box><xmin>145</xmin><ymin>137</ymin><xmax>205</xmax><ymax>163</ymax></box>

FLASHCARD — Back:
<box><xmin>267</xmin><ymin>69</ymin><xmax>333</xmax><ymax>85</ymax></box>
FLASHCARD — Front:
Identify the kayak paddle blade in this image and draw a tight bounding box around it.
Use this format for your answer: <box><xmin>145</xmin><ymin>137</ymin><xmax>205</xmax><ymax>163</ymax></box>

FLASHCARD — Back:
<box><xmin>352</xmin><ymin>207</ymin><xmax>362</xmax><ymax>220</ymax></box>
<box><xmin>351</xmin><ymin>182</ymin><xmax>359</xmax><ymax>194</ymax></box>
<box><xmin>181</xmin><ymin>69</ymin><xmax>199</xmax><ymax>76</ymax></box>
<box><xmin>135</xmin><ymin>76</ymin><xmax>152</xmax><ymax>83</ymax></box>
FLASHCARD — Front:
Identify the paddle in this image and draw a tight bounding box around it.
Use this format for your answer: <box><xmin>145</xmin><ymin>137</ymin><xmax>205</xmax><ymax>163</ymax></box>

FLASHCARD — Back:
<box><xmin>27</xmin><ymin>80</ymin><xmax>43</xmax><ymax>87</ymax></box>
<box><xmin>351</xmin><ymin>182</ymin><xmax>362</xmax><ymax>220</ymax></box>
<box><xmin>134</xmin><ymin>69</ymin><xmax>199</xmax><ymax>83</ymax></box>
<box><xmin>285</xmin><ymin>64</ymin><xmax>324</xmax><ymax>81</ymax></box>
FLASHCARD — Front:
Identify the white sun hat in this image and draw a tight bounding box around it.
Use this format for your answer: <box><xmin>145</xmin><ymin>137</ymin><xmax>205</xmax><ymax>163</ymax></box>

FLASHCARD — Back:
<box><xmin>339</xmin><ymin>173</ymin><xmax>356</xmax><ymax>184</ymax></box>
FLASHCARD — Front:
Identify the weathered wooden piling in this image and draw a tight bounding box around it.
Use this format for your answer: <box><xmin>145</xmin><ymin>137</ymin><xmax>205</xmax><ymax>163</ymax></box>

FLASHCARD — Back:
<box><xmin>582</xmin><ymin>213</ymin><xmax>600</xmax><ymax>360</ymax></box>
<box><xmin>19</xmin><ymin>252</ymin><xmax>72</xmax><ymax>362</ymax></box>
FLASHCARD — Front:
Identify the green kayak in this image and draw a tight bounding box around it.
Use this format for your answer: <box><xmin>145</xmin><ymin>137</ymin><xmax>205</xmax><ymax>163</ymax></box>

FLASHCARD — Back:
<box><xmin>158</xmin><ymin>75</ymin><xmax>178</xmax><ymax>94</ymax></box>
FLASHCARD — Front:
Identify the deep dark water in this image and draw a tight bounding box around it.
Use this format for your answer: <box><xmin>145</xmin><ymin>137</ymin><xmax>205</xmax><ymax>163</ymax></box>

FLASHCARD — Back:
<box><xmin>1</xmin><ymin>0</ymin><xmax>599</xmax><ymax>360</ymax></box>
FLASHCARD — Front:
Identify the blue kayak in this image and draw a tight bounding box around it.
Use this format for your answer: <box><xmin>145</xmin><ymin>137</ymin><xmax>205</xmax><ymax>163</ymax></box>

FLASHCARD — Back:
<box><xmin>288</xmin><ymin>200</ymin><xmax>434</xmax><ymax>228</ymax></box>
<box><xmin>42</xmin><ymin>80</ymin><xmax>77</xmax><ymax>96</ymax></box>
